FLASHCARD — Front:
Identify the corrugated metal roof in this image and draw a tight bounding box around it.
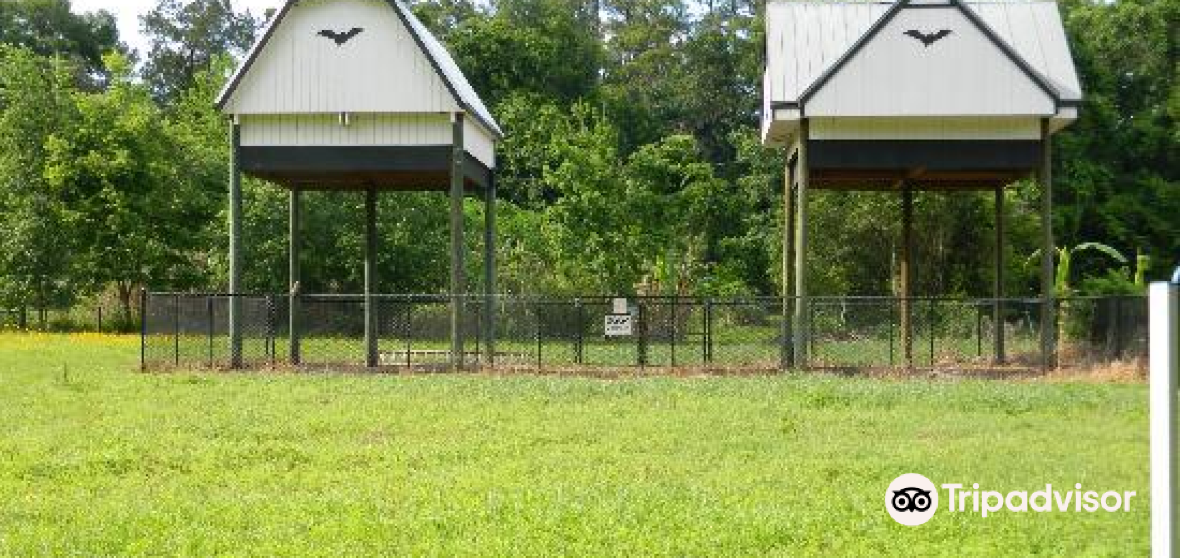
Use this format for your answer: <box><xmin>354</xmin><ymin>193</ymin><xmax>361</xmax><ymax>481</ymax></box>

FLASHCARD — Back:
<box><xmin>765</xmin><ymin>0</ymin><xmax>1081</xmax><ymax>106</ymax></box>
<box><xmin>217</xmin><ymin>0</ymin><xmax>502</xmax><ymax>138</ymax></box>
<box><xmin>390</xmin><ymin>0</ymin><xmax>502</xmax><ymax>137</ymax></box>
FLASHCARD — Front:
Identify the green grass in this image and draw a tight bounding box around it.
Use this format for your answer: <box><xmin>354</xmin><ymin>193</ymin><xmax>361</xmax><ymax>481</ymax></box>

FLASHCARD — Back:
<box><xmin>0</xmin><ymin>332</ymin><xmax>1149</xmax><ymax>556</ymax></box>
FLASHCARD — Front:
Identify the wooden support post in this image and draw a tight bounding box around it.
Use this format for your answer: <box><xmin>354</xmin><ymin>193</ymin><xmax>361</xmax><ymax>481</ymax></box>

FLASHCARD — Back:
<box><xmin>484</xmin><ymin>173</ymin><xmax>496</xmax><ymax>367</ymax></box>
<box><xmin>450</xmin><ymin>113</ymin><xmax>467</xmax><ymax>370</ymax></box>
<box><xmin>1039</xmin><ymin>118</ymin><xmax>1056</xmax><ymax>369</ymax></box>
<box><xmin>365</xmin><ymin>187</ymin><xmax>379</xmax><ymax>368</ymax></box>
<box><xmin>289</xmin><ymin>188</ymin><xmax>302</xmax><ymax>366</ymax></box>
<box><xmin>782</xmin><ymin>153</ymin><xmax>795</xmax><ymax>370</ymax></box>
<box><xmin>793</xmin><ymin>121</ymin><xmax>810</xmax><ymax>366</ymax></box>
<box><xmin>994</xmin><ymin>186</ymin><xmax>1006</xmax><ymax>364</ymax></box>
<box><xmin>900</xmin><ymin>186</ymin><xmax>914</xmax><ymax>368</ymax></box>
<box><xmin>228</xmin><ymin>120</ymin><xmax>243</xmax><ymax>368</ymax></box>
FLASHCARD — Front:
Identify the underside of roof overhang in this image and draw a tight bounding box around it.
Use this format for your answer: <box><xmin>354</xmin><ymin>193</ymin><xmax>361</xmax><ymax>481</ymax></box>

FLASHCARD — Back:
<box><xmin>240</xmin><ymin>145</ymin><xmax>492</xmax><ymax>192</ymax></box>
<box><xmin>801</xmin><ymin>139</ymin><xmax>1040</xmax><ymax>190</ymax></box>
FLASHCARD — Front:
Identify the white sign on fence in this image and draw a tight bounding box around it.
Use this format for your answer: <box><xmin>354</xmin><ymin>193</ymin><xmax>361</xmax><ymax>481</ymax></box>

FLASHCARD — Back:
<box><xmin>605</xmin><ymin>314</ymin><xmax>633</xmax><ymax>337</ymax></box>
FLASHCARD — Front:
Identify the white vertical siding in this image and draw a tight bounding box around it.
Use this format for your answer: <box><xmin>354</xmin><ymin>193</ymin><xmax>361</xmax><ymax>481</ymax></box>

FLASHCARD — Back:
<box><xmin>239</xmin><ymin>112</ymin><xmax>497</xmax><ymax>169</ymax></box>
<box><xmin>809</xmin><ymin>116</ymin><xmax>1041</xmax><ymax>140</ymax></box>
<box><xmin>239</xmin><ymin>113</ymin><xmax>452</xmax><ymax>146</ymax></box>
<box><xmin>806</xmin><ymin>7</ymin><xmax>1055</xmax><ymax>117</ymax></box>
<box><xmin>464</xmin><ymin>118</ymin><xmax>496</xmax><ymax>169</ymax></box>
<box><xmin>224</xmin><ymin>0</ymin><xmax>459</xmax><ymax>114</ymax></box>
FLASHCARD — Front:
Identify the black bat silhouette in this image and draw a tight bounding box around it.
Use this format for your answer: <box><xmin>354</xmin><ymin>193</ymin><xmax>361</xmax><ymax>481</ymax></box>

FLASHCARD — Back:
<box><xmin>317</xmin><ymin>27</ymin><xmax>365</xmax><ymax>46</ymax></box>
<box><xmin>904</xmin><ymin>29</ymin><xmax>952</xmax><ymax>47</ymax></box>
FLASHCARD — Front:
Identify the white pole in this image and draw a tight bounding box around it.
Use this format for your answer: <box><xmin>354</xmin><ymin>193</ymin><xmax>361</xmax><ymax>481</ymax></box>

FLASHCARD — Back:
<box><xmin>1151</xmin><ymin>278</ymin><xmax>1179</xmax><ymax>558</ymax></box>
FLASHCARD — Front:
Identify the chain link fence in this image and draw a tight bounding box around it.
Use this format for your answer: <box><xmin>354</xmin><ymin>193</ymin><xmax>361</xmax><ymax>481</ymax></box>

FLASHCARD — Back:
<box><xmin>141</xmin><ymin>293</ymin><xmax>1148</xmax><ymax>376</ymax></box>
<box><xmin>0</xmin><ymin>303</ymin><xmax>130</xmax><ymax>332</ymax></box>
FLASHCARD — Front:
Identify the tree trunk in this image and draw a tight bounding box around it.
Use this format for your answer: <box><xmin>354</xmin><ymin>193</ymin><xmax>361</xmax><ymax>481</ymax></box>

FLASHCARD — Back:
<box><xmin>117</xmin><ymin>282</ymin><xmax>133</xmax><ymax>326</ymax></box>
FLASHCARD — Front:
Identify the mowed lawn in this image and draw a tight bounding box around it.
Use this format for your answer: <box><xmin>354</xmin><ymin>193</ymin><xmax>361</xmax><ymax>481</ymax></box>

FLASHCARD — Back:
<box><xmin>0</xmin><ymin>333</ymin><xmax>1149</xmax><ymax>556</ymax></box>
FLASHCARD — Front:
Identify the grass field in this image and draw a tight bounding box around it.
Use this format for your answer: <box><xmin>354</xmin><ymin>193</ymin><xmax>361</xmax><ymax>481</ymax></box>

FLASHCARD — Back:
<box><xmin>0</xmin><ymin>332</ymin><xmax>1150</xmax><ymax>556</ymax></box>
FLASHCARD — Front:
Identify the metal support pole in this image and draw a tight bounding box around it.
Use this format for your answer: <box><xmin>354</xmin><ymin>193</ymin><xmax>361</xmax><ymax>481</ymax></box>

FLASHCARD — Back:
<box><xmin>575</xmin><ymin>299</ymin><xmax>585</xmax><ymax>365</ymax></box>
<box><xmin>228</xmin><ymin>121</ymin><xmax>243</xmax><ymax>368</ymax></box>
<box><xmin>207</xmin><ymin>296</ymin><xmax>214</xmax><ymax>368</ymax></box>
<box><xmin>901</xmin><ymin>186</ymin><xmax>914</xmax><ymax>369</ymax></box>
<box><xmin>1039</xmin><ymin>118</ymin><xmax>1056</xmax><ymax>370</ymax></box>
<box><xmin>139</xmin><ymin>288</ymin><xmax>147</xmax><ymax>371</ymax></box>
<box><xmin>929</xmin><ymin>298</ymin><xmax>936</xmax><ymax>367</ymax></box>
<box><xmin>365</xmin><ymin>187</ymin><xmax>379</xmax><ymax>368</ymax></box>
<box><xmin>994</xmin><ymin>186</ymin><xmax>1006</xmax><ymax>364</ymax></box>
<box><xmin>1150</xmin><ymin>276</ymin><xmax>1179</xmax><ymax>558</ymax></box>
<box><xmin>671</xmin><ymin>297</ymin><xmax>678</xmax><ymax>367</ymax></box>
<box><xmin>638</xmin><ymin>302</ymin><xmax>648</xmax><ymax>368</ymax></box>
<box><xmin>405</xmin><ymin>301</ymin><xmax>413</xmax><ymax>368</ymax></box>
<box><xmin>266</xmin><ymin>294</ymin><xmax>276</xmax><ymax>367</ymax></box>
<box><xmin>976</xmin><ymin>305</ymin><xmax>984</xmax><ymax>357</ymax></box>
<box><xmin>793</xmin><ymin>121</ymin><xmax>810</xmax><ymax>366</ymax></box>
<box><xmin>704</xmin><ymin>299</ymin><xmax>714</xmax><ymax>364</ymax></box>
<box><xmin>289</xmin><ymin>188</ymin><xmax>302</xmax><ymax>366</ymax></box>
<box><xmin>450</xmin><ymin>113</ymin><xmax>467</xmax><ymax>370</ymax></box>
<box><xmin>173</xmin><ymin>294</ymin><xmax>180</xmax><ymax>367</ymax></box>
<box><xmin>484</xmin><ymin>173</ymin><xmax>497</xmax><ymax>367</ymax></box>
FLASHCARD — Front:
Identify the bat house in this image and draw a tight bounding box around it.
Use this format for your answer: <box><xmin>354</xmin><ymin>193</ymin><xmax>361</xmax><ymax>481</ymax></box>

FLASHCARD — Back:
<box><xmin>217</xmin><ymin>0</ymin><xmax>501</xmax><ymax>370</ymax></box>
<box><xmin>761</xmin><ymin>0</ymin><xmax>1081</xmax><ymax>369</ymax></box>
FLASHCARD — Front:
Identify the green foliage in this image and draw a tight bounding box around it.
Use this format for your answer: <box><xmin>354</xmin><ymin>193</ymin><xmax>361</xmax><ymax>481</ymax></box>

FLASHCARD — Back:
<box><xmin>43</xmin><ymin>52</ymin><xmax>216</xmax><ymax>318</ymax></box>
<box><xmin>0</xmin><ymin>46</ymin><xmax>80</xmax><ymax>311</ymax></box>
<box><xmin>0</xmin><ymin>0</ymin><xmax>121</xmax><ymax>88</ymax></box>
<box><xmin>0</xmin><ymin>0</ymin><xmax>1175</xmax><ymax>306</ymax></box>
<box><xmin>140</xmin><ymin>0</ymin><xmax>259</xmax><ymax>104</ymax></box>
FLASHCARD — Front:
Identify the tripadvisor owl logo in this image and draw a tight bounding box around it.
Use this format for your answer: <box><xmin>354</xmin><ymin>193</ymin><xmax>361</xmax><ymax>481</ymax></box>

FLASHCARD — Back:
<box><xmin>886</xmin><ymin>473</ymin><xmax>939</xmax><ymax>526</ymax></box>
<box><xmin>885</xmin><ymin>474</ymin><xmax>1137</xmax><ymax>526</ymax></box>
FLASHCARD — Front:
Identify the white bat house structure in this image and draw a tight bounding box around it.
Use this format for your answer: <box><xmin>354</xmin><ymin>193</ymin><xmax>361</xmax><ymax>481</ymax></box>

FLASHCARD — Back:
<box><xmin>762</xmin><ymin>0</ymin><xmax>1081</xmax><ymax>367</ymax></box>
<box><xmin>217</xmin><ymin>0</ymin><xmax>501</xmax><ymax>369</ymax></box>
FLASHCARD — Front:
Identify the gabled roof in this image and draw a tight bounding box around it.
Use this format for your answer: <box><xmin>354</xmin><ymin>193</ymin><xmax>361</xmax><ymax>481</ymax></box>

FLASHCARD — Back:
<box><xmin>765</xmin><ymin>0</ymin><xmax>1082</xmax><ymax>110</ymax></box>
<box><xmin>216</xmin><ymin>0</ymin><xmax>502</xmax><ymax>138</ymax></box>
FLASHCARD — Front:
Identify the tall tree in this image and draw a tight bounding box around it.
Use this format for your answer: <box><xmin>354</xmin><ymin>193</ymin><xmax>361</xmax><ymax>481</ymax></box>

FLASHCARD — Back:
<box><xmin>0</xmin><ymin>46</ymin><xmax>80</xmax><ymax>314</ymax></box>
<box><xmin>44</xmin><ymin>53</ymin><xmax>215</xmax><ymax>318</ymax></box>
<box><xmin>0</xmin><ymin>0</ymin><xmax>122</xmax><ymax>88</ymax></box>
<box><xmin>140</xmin><ymin>0</ymin><xmax>258</xmax><ymax>104</ymax></box>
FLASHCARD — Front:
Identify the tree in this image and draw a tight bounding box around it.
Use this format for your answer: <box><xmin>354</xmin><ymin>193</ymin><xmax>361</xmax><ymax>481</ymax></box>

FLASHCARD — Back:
<box><xmin>0</xmin><ymin>46</ymin><xmax>80</xmax><ymax>318</ymax></box>
<box><xmin>0</xmin><ymin>0</ymin><xmax>122</xmax><ymax>88</ymax></box>
<box><xmin>140</xmin><ymin>0</ymin><xmax>259</xmax><ymax>104</ymax></box>
<box><xmin>1054</xmin><ymin>0</ymin><xmax>1179</xmax><ymax>281</ymax></box>
<box><xmin>43</xmin><ymin>53</ymin><xmax>215</xmax><ymax>319</ymax></box>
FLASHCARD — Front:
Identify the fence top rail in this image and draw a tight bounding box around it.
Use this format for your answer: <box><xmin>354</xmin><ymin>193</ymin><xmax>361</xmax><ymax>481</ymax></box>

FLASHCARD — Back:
<box><xmin>146</xmin><ymin>291</ymin><xmax>1147</xmax><ymax>304</ymax></box>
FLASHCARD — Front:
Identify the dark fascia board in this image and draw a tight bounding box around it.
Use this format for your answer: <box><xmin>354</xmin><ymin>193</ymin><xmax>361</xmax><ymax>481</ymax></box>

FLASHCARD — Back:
<box><xmin>239</xmin><ymin>145</ymin><xmax>492</xmax><ymax>189</ymax></box>
<box><xmin>215</xmin><ymin>0</ymin><xmax>504</xmax><ymax>141</ymax></box>
<box><xmin>770</xmin><ymin>101</ymin><xmax>800</xmax><ymax>111</ymax></box>
<box><xmin>797</xmin><ymin>0</ymin><xmax>1066</xmax><ymax>108</ymax></box>
<box><xmin>806</xmin><ymin>139</ymin><xmax>1042</xmax><ymax>172</ymax></box>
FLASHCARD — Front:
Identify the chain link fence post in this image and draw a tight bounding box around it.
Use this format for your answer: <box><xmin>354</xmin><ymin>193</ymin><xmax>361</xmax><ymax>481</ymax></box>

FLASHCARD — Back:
<box><xmin>575</xmin><ymin>298</ymin><xmax>585</xmax><ymax>366</ymax></box>
<box><xmin>139</xmin><ymin>289</ymin><xmax>147</xmax><ymax>372</ymax></box>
